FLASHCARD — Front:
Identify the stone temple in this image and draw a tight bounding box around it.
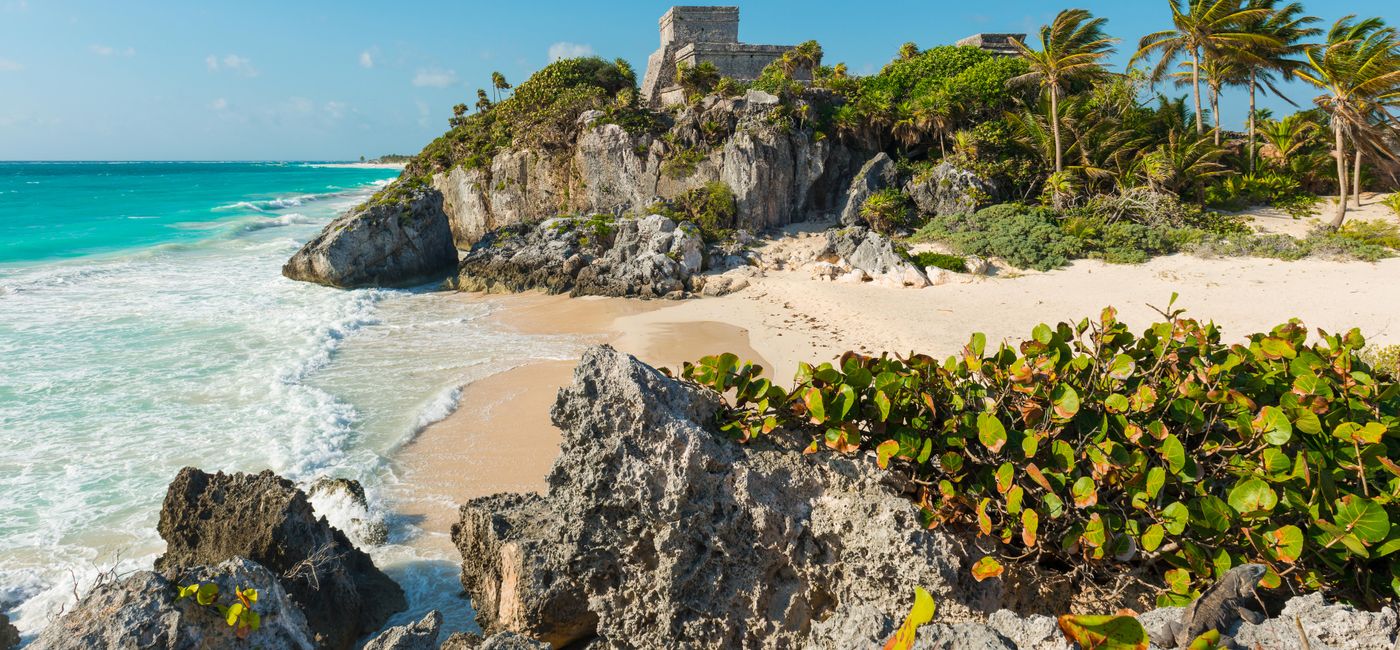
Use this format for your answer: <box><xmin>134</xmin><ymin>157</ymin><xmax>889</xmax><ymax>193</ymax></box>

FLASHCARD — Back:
<box><xmin>956</xmin><ymin>33</ymin><xmax>1026</xmax><ymax>57</ymax></box>
<box><xmin>640</xmin><ymin>6</ymin><xmax>803</xmax><ymax>107</ymax></box>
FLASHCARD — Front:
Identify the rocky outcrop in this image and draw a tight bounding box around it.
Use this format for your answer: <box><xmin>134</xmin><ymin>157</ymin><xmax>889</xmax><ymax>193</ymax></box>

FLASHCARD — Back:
<box><xmin>818</xmin><ymin>227</ymin><xmax>931</xmax><ymax>288</ymax></box>
<box><xmin>306</xmin><ymin>476</ymin><xmax>389</xmax><ymax>547</ymax></box>
<box><xmin>30</xmin><ymin>558</ymin><xmax>314</xmax><ymax>650</ymax></box>
<box><xmin>440</xmin><ymin>632</ymin><xmax>552</xmax><ymax>650</ymax></box>
<box><xmin>904</xmin><ymin>162</ymin><xmax>995</xmax><ymax>218</ymax></box>
<box><xmin>456</xmin><ymin>214</ymin><xmax>705</xmax><ymax>298</ymax></box>
<box><xmin>839</xmin><ymin>152</ymin><xmax>899</xmax><ymax>226</ymax></box>
<box><xmin>450</xmin><ymin>345</ymin><xmax>1005</xmax><ymax>649</ymax></box>
<box><xmin>0</xmin><ymin>614</ymin><xmax>17</xmax><ymax>650</ymax></box>
<box><xmin>424</xmin><ymin>94</ymin><xmax>867</xmax><ymax>250</ymax></box>
<box><xmin>362</xmin><ymin>611</ymin><xmax>443</xmax><ymax>650</ymax></box>
<box><xmin>155</xmin><ymin>468</ymin><xmax>406</xmax><ymax>650</ymax></box>
<box><xmin>282</xmin><ymin>187</ymin><xmax>457</xmax><ymax>288</ymax></box>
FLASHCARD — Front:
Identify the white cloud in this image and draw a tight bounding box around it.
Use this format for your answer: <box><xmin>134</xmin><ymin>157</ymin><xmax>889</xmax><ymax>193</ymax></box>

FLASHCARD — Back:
<box><xmin>91</xmin><ymin>44</ymin><xmax>135</xmax><ymax>57</ymax></box>
<box><xmin>208</xmin><ymin>97</ymin><xmax>228</xmax><ymax>111</ymax></box>
<box><xmin>412</xmin><ymin>67</ymin><xmax>456</xmax><ymax>88</ymax></box>
<box><xmin>547</xmin><ymin>41</ymin><xmax>594</xmax><ymax>62</ymax></box>
<box><xmin>0</xmin><ymin>58</ymin><xmax>21</xmax><ymax>72</ymax></box>
<box><xmin>206</xmin><ymin>54</ymin><xmax>258</xmax><ymax>77</ymax></box>
<box><xmin>324</xmin><ymin>101</ymin><xmax>347</xmax><ymax>119</ymax></box>
<box><xmin>359</xmin><ymin>50</ymin><xmax>374</xmax><ymax>68</ymax></box>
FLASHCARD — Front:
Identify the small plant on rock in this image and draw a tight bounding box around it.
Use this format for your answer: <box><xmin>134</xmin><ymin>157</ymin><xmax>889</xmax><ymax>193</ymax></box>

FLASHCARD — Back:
<box><xmin>861</xmin><ymin>189</ymin><xmax>913</xmax><ymax>235</ymax></box>
<box><xmin>176</xmin><ymin>582</ymin><xmax>262</xmax><ymax>639</ymax></box>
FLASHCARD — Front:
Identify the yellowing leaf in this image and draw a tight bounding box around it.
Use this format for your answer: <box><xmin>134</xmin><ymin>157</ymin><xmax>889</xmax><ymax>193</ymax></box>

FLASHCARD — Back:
<box><xmin>882</xmin><ymin>587</ymin><xmax>936</xmax><ymax>650</ymax></box>
<box><xmin>876</xmin><ymin>440</ymin><xmax>900</xmax><ymax>470</ymax></box>
<box><xmin>978</xmin><ymin>412</ymin><xmax>1007</xmax><ymax>453</ymax></box>
<box><xmin>971</xmin><ymin>555</ymin><xmax>1004</xmax><ymax>582</ymax></box>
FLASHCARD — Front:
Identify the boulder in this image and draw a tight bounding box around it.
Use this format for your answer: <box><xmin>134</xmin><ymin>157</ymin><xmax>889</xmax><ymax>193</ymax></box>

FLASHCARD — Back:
<box><xmin>820</xmin><ymin>227</ymin><xmax>930</xmax><ymax>288</ymax></box>
<box><xmin>30</xmin><ymin>557</ymin><xmax>314</xmax><ymax>650</ymax></box>
<box><xmin>282</xmin><ymin>186</ymin><xmax>457</xmax><ymax>289</ymax></box>
<box><xmin>456</xmin><ymin>215</ymin><xmax>705</xmax><ymax>299</ymax></box>
<box><xmin>306</xmin><ymin>476</ymin><xmax>389</xmax><ymax>547</ymax></box>
<box><xmin>450</xmin><ymin>346</ymin><xmax>1003</xmax><ymax>649</ymax></box>
<box><xmin>155</xmin><ymin>468</ymin><xmax>406</xmax><ymax>650</ymax></box>
<box><xmin>439</xmin><ymin>632</ymin><xmax>552</xmax><ymax>650</ymax></box>
<box><xmin>362</xmin><ymin>610</ymin><xmax>443</xmax><ymax>650</ymax></box>
<box><xmin>0</xmin><ymin>613</ymin><xmax>16</xmax><ymax>650</ymax></box>
<box><xmin>432</xmin><ymin>166</ymin><xmax>495</xmax><ymax>247</ymax></box>
<box><xmin>904</xmin><ymin>162</ymin><xmax>995</xmax><ymax>218</ymax></box>
<box><xmin>839</xmin><ymin>152</ymin><xmax>899</xmax><ymax>226</ymax></box>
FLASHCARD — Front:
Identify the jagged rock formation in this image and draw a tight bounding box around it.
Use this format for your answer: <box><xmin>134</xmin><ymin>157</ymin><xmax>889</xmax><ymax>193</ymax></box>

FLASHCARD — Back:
<box><xmin>440</xmin><ymin>632</ymin><xmax>552</xmax><ymax>650</ymax></box>
<box><xmin>450</xmin><ymin>345</ymin><xmax>1008</xmax><ymax>648</ymax></box>
<box><xmin>839</xmin><ymin>152</ymin><xmax>899</xmax><ymax>226</ymax></box>
<box><xmin>30</xmin><ymin>558</ymin><xmax>314</xmax><ymax>650</ymax></box>
<box><xmin>0</xmin><ymin>614</ymin><xmax>17</xmax><ymax>650</ymax></box>
<box><xmin>818</xmin><ymin>227</ymin><xmax>931</xmax><ymax>287</ymax></box>
<box><xmin>904</xmin><ymin>161</ymin><xmax>996</xmax><ymax>218</ymax></box>
<box><xmin>1140</xmin><ymin>591</ymin><xmax>1400</xmax><ymax>650</ymax></box>
<box><xmin>362</xmin><ymin>610</ymin><xmax>444</xmax><ymax>650</ymax></box>
<box><xmin>427</xmin><ymin>93</ymin><xmax>866</xmax><ymax>249</ymax></box>
<box><xmin>282</xmin><ymin>187</ymin><xmax>457</xmax><ymax>288</ymax></box>
<box><xmin>456</xmin><ymin>214</ymin><xmax>705</xmax><ymax>298</ymax></box>
<box><xmin>155</xmin><ymin>468</ymin><xmax>406</xmax><ymax>650</ymax></box>
<box><xmin>307</xmin><ymin>475</ymin><xmax>389</xmax><ymax>547</ymax></box>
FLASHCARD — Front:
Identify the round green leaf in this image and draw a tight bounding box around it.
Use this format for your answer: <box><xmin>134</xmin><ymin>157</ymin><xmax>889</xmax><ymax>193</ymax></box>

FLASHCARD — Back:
<box><xmin>978</xmin><ymin>412</ymin><xmax>1007</xmax><ymax>453</ymax></box>
<box><xmin>1254</xmin><ymin>406</ymin><xmax>1292</xmax><ymax>446</ymax></box>
<box><xmin>1336</xmin><ymin>495</ymin><xmax>1391</xmax><ymax>544</ymax></box>
<box><xmin>1227</xmin><ymin>479</ymin><xmax>1278</xmax><ymax>517</ymax></box>
<box><xmin>1051</xmin><ymin>385</ymin><xmax>1080</xmax><ymax>419</ymax></box>
<box><xmin>1265</xmin><ymin>525</ymin><xmax>1304</xmax><ymax>563</ymax></box>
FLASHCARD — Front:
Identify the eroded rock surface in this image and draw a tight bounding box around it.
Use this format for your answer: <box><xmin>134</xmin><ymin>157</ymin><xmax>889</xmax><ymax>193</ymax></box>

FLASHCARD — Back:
<box><xmin>155</xmin><ymin>468</ymin><xmax>405</xmax><ymax>650</ymax></box>
<box><xmin>362</xmin><ymin>610</ymin><xmax>443</xmax><ymax>650</ymax></box>
<box><xmin>839</xmin><ymin>152</ymin><xmax>899</xmax><ymax>227</ymax></box>
<box><xmin>456</xmin><ymin>214</ymin><xmax>704</xmax><ymax>298</ymax></box>
<box><xmin>30</xmin><ymin>558</ymin><xmax>314</xmax><ymax>650</ymax></box>
<box><xmin>282</xmin><ymin>187</ymin><xmax>457</xmax><ymax>288</ymax></box>
<box><xmin>904</xmin><ymin>162</ymin><xmax>995</xmax><ymax>218</ymax></box>
<box><xmin>451</xmin><ymin>345</ymin><xmax>1002</xmax><ymax>649</ymax></box>
<box><xmin>0</xmin><ymin>613</ymin><xmax>17</xmax><ymax>650</ymax></box>
<box><xmin>819</xmin><ymin>227</ymin><xmax>930</xmax><ymax>288</ymax></box>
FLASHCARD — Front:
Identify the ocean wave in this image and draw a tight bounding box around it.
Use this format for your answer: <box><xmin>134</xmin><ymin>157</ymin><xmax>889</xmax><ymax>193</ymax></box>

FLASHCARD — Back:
<box><xmin>239</xmin><ymin>212</ymin><xmax>318</xmax><ymax>232</ymax></box>
<box><xmin>213</xmin><ymin>186</ymin><xmax>375</xmax><ymax>214</ymax></box>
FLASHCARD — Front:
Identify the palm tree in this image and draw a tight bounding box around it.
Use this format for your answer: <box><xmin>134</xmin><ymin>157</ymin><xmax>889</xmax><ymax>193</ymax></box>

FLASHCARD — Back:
<box><xmin>1132</xmin><ymin>0</ymin><xmax>1276</xmax><ymax>135</ymax></box>
<box><xmin>490</xmin><ymin>72</ymin><xmax>512</xmax><ymax>103</ymax></box>
<box><xmin>1170</xmin><ymin>56</ymin><xmax>1246</xmax><ymax>143</ymax></box>
<box><xmin>778</xmin><ymin>40</ymin><xmax>824</xmax><ymax>78</ymax></box>
<box><xmin>1008</xmin><ymin>8</ymin><xmax>1118</xmax><ymax>173</ymax></box>
<box><xmin>675</xmin><ymin>61</ymin><xmax>721</xmax><ymax>103</ymax></box>
<box><xmin>1256</xmin><ymin>113</ymin><xmax>1319</xmax><ymax>167</ymax></box>
<box><xmin>1293</xmin><ymin>16</ymin><xmax>1400</xmax><ymax>226</ymax></box>
<box><xmin>1140</xmin><ymin>129</ymin><xmax>1231</xmax><ymax>197</ymax></box>
<box><xmin>1227</xmin><ymin>0</ymin><xmax>1319</xmax><ymax>172</ymax></box>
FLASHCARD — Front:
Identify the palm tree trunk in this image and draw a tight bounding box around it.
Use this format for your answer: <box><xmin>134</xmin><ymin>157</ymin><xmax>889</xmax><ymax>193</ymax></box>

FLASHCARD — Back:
<box><xmin>1191</xmin><ymin>50</ymin><xmax>1204</xmax><ymax>135</ymax></box>
<box><xmin>1050</xmin><ymin>87</ymin><xmax>1063</xmax><ymax>174</ymax></box>
<box><xmin>1353</xmin><ymin>150</ymin><xmax>1363</xmax><ymax>207</ymax></box>
<box><xmin>1331</xmin><ymin>121</ymin><xmax>1348</xmax><ymax>228</ymax></box>
<box><xmin>1248</xmin><ymin>71</ymin><xmax>1257</xmax><ymax>174</ymax></box>
<box><xmin>1211</xmin><ymin>85</ymin><xmax>1221</xmax><ymax>145</ymax></box>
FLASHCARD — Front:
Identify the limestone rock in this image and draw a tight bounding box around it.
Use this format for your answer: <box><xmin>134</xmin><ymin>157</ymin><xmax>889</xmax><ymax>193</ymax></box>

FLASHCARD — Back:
<box><xmin>820</xmin><ymin>227</ymin><xmax>930</xmax><ymax>288</ymax></box>
<box><xmin>155</xmin><ymin>468</ymin><xmax>406</xmax><ymax>650</ymax></box>
<box><xmin>985</xmin><ymin>610</ymin><xmax>1070</xmax><ymax>650</ymax></box>
<box><xmin>839</xmin><ymin>152</ymin><xmax>899</xmax><ymax>226</ymax></box>
<box><xmin>30</xmin><ymin>558</ymin><xmax>314</xmax><ymax>650</ymax></box>
<box><xmin>439</xmin><ymin>631</ymin><xmax>552</xmax><ymax>650</ymax></box>
<box><xmin>306</xmin><ymin>475</ymin><xmax>389</xmax><ymax>547</ymax></box>
<box><xmin>0</xmin><ymin>613</ymin><xmax>17</xmax><ymax>650</ymax></box>
<box><xmin>282</xmin><ymin>186</ymin><xmax>457</xmax><ymax>289</ymax></box>
<box><xmin>432</xmin><ymin>167</ymin><xmax>494</xmax><ymax>247</ymax></box>
<box><xmin>456</xmin><ymin>215</ymin><xmax>705</xmax><ymax>299</ymax></box>
<box><xmin>362</xmin><ymin>610</ymin><xmax>443</xmax><ymax>650</ymax></box>
<box><xmin>964</xmin><ymin>255</ymin><xmax>991</xmax><ymax>276</ymax></box>
<box><xmin>904</xmin><ymin>162</ymin><xmax>995</xmax><ymax>218</ymax></box>
<box><xmin>450</xmin><ymin>346</ymin><xmax>1001</xmax><ymax>649</ymax></box>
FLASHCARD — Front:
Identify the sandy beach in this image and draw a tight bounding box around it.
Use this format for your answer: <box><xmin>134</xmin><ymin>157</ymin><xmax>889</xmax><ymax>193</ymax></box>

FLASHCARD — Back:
<box><xmin>388</xmin><ymin>198</ymin><xmax>1400</xmax><ymax>553</ymax></box>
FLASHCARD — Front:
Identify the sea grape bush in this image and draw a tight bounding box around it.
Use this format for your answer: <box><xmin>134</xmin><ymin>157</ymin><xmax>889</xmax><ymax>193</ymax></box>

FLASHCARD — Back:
<box><xmin>680</xmin><ymin>303</ymin><xmax>1400</xmax><ymax>605</ymax></box>
<box><xmin>176</xmin><ymin>582</ymin><xmax>262</xmax><ymax>639</ymax></box>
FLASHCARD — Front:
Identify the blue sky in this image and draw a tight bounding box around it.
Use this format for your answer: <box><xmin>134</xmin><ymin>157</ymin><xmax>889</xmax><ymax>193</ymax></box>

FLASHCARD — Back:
<box><xmin>0</xmin><ymin>0</ymin><xmax>1394</xmax><ymax>160</ymax></box>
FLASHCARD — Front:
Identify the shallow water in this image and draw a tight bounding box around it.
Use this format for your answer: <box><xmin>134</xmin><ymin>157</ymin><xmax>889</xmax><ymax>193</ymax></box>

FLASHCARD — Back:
<box><xmin>0</xmin><ymin>162</ymin><xmax>577</xmax><ymax>638</ymax></box>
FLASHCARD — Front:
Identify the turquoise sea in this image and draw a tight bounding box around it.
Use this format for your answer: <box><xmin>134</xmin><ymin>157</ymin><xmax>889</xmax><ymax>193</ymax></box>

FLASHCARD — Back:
<box><xmin>0</xmin><ymin>162</ymin><xmax>581</xmax><ymax>639</ymax></box>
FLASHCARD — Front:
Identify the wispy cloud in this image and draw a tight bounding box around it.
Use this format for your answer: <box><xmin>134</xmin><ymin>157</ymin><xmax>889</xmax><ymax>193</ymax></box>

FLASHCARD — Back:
<box><xmin>206</xmin><ymin>54</ymin><xmax>258</xmax><ymax>77</ymax></box>
<box><xmin>359</xmin><ymin>50</ymin><xmax>374</xmax><ymax>68</ymax></box>
<box><xmin>324</xmin><ymin>101</ymin><xmax>348</xmax><ymax>119</ymax></box>
<box><xmin>90</xmin><ymin>44</ymin><xmax>135</xmax><ymax>57</ymax></box>
<box><xmin>412</xmin><ymin>67</ymin><xmax>456</xmax><ymax>88</ymax></box>
<box><xmin>547</xmin><ymin>42</ymin><xmax>593</xmax><ymax>62</ymax></box>
<box><xmin>0</xmin><ymin>58</ymin><xmax>21</xmax><ymax>72</ymax></box>
<box><xmin>208</xmin><ymin>98</ymin><xmax>228</xmax><ymax>111</ymax></box>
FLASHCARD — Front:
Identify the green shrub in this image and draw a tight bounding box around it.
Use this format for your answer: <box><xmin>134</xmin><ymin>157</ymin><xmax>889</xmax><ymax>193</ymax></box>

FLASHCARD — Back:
<box><xmin>660</xmin><ymin>146</ymin><xmax>709</xmax><ymax>180</ymax></box>
<box><xmin>1382</xmin><ymin>194</ymin><xmax>1400</xmax><ymax>218</ymax></box>
<box><xmin>1364</xmin><ymin>345</ymin><xmax>1400</xmax><ymax>379</ymax></box>
<box><xmin>907</xmin><ymin>251</ymin><xmax>967</xmax><ymax>273</ymax></box>
<box><xmin>1338</xmin><ymin>220</ymin><xmax>1400</xmax><ymax>250</ymax></box>
<box><xmin>945</xmin><ymin>205</ymin><xmax>1077</xmax><ymax>271</ymax></box>
<box><xmin>860</xmin><ymin>189</ymin><xmax>913</xmax><ymax>234</ymax></box>
<box><xmin>681</xmin><ymin>305</ymin><xmax>1400</xmax><ymax>606</ymax></box>
<box><xmin>656</xmin><ymin>181</ymin><xmax>737</xmax><ymax>242</ymax></box>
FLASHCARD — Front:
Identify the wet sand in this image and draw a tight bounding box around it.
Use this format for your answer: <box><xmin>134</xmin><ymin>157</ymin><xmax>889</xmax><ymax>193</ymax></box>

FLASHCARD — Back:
<box><xmin>388</xmin><ymin>292</ymin><xmax>764</xmax><ymax>552</ymax></box>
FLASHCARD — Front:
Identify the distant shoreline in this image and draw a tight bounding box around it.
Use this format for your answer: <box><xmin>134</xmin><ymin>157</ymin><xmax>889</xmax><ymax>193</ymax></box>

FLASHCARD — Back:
<box><xmin>308</xmin><ymin>162</ymin><xmax>407</xmax><ymax>170</ymax></box>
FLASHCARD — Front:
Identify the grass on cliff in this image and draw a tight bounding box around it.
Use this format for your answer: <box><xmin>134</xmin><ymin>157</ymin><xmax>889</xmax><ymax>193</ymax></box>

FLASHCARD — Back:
<box><xmin>678</xmin><ymin>302</ymin><xmax>1400</xmax><ymax>610</ymax></box>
